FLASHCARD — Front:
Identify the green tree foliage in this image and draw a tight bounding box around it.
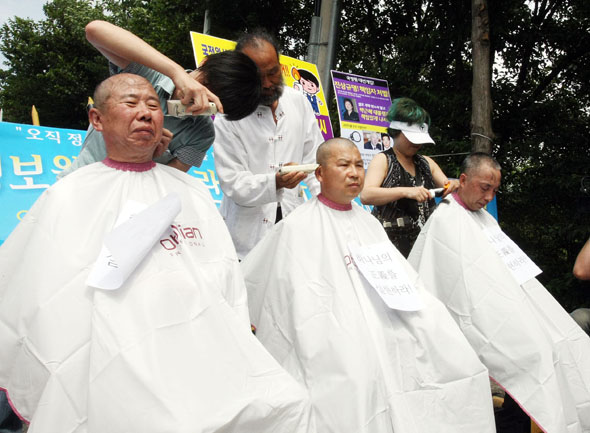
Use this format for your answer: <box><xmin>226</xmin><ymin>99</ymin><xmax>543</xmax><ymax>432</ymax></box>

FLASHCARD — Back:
<box><xmin>0</xmin><ymin>0</ymin><xmax>108</xmax><ymax>128</ymax></box>
<box><xmin>1</xmin><ymin>0</ymin><xmax>589</xmax><ymax>307</ymax></box>
<box><xmin>0</xmin><ymin>0</ymin><xmax>313</xmax><ymax>127</ymax></box>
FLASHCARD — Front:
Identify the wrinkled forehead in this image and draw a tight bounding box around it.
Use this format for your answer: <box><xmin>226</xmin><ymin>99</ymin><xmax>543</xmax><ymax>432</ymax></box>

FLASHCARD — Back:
<box><xmin>329</xmin><ymin>142</ymin><xmax>361</xmax><ymax>161</ymax></box>
<box><xmin>472</xmin><ymin>164</ymin><xmax>501</xmax><ymax>186</ymax></box>
<box><xmin>111</xmin><ymin>76</ymin><xmax>157</xmax><ymax>99</ymax></box>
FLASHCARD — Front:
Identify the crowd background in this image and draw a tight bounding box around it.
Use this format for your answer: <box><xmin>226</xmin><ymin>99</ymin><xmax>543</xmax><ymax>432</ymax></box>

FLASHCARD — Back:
<box><xmin>1</xmin><ymin>0</ymin><xmax>589</xmax><ymax>310</ymax></box>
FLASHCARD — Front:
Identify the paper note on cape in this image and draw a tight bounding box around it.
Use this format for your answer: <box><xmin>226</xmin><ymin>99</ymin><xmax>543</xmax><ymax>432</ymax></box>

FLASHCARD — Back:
<box><xmin>87</xmin><ymin>193</ymin><xmax>181</xmax><ymax>290</ymax></box>
<box><xmin>349</xmin><ymin>241</ymin><xmax>423</xmax><ymax>311</ymax></box>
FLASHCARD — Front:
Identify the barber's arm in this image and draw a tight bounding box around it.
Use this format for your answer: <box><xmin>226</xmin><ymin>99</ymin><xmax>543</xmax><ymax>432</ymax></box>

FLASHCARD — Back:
<box><xmin>276</xmin><ymin>167</ymin><xmax>307</xmax><ymax>190</ymax></box>
<box><xmin>425</xmin><ymin>155</ymin><xmax>459</xmax><ymax>197</ymax></box>
<box><xmin>574</xmin><ymin>239</ymin><xmax>590</xmax><ymax>280</ymax></box>
<box><xmin>84</xmin><ymin>20</ymin><xmax>222</xmax><ymax>115</ymax></box>
<box><xmin>360</xmin><ymin>153</ymin><xmax>431</xmax><ymax>205</ymax></box>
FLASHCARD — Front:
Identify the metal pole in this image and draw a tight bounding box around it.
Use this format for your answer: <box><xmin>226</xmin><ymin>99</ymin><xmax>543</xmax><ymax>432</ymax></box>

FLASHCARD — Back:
<box><xmin>322</xmin><ymin>0</ymin><xmax>340</xmax><ymax>102</ymax></box>
<box><xmin>306</xmin><ymin>0</ymin><xmax>322</xmax><ymax>64</ymax></box>
<box><xmin>203</xmin><ymin>9</ymin><xmax>211</xmax><ymax>35</ymax></box>
<box><xmin>307</xmin><ymin>16</ymin><xmax>322</xmax><ymax>64</ymax></box>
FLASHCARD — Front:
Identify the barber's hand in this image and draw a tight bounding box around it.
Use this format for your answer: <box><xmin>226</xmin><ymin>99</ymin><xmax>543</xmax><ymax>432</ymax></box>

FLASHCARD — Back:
<box><xmin>406</xmin><ymin>186</ymin><xmax>431</xmax><ymax>202</ymax></box>
<box><xmin>442</xmin><ymin>179</ymin><xmax>460</xmax><ymax>197</ymax></box>
<box><xmin>173</xmin><ymin>71</ymin><xmax>224</xmax><ymax>115</ymax></box>
<box><xmin>153</xmin><ymin>128</ymin><xmax>174</xmax><ymax>158</ymax></box>
<box><xmin>276</xmin><ymin>163</ymin><xmax>307</xmax><ymax>190</ymax></box>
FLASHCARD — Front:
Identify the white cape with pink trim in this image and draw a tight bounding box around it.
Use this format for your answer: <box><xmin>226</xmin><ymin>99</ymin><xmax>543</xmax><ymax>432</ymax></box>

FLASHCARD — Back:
<box><xmin>0</xmin><ymin>161</ymin><xmax>313</xmax><ymax>433</ymax></box>
<box><xmin>241</xmin><ymin>196</ymin><xmax>496</xmax><ymax>433</ymax></box>
<box><xmin>408</xmin><ymin>195</ymin><xmax>590</xmax><ymax>433</ymax></box>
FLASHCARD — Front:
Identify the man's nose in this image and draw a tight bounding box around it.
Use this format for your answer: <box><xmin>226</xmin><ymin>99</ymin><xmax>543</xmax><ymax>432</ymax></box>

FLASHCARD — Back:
<box><xmin>349</xmin><ymin>165</ymin><xmax>361</xmax><ymax>178</ymax></box>
<box><xmin>484</xmin><ymin>190</ymin><xmax>495</xmax><ymax>203</ymax></box>
<box><xmin>262</xmin><ymin>75</ymin><xmax>273</xmax><ymax>89</ymax></box>
<box><xmin>136</xmin><ymin>101</ymin><xmax>152</xmax><ymax>119</ymax></box>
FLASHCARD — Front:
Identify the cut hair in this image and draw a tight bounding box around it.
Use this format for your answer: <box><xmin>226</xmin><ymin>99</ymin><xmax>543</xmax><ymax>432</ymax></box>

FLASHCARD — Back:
<box><xmin>461</xmin><ymin>152</ymin><xmax>501</xmax><ymax>175</ymax></box>
<box><xmin>199</xmin><ymin>50</ymin><xmax>262</xmax><ymax>121</ymax></box>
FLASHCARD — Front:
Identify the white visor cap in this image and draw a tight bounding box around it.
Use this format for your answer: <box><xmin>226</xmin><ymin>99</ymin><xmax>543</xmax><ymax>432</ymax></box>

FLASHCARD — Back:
<box><xmin>389</xmin><ymin>120</ymin><xmax>435</xmax><ymax>145</ymax></box>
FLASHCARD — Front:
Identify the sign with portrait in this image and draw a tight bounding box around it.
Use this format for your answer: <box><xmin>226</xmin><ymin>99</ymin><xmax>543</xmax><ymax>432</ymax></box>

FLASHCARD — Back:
<box><xmin>331</xmin><ymin>71</ymin><xmax>392</xmax><ymax>168</ymax></box>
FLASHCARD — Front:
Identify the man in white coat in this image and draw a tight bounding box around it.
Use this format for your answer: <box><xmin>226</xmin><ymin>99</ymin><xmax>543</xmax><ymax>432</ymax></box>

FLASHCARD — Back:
<box><xmin>0</xmin><ymin>74</ymin><xmax>313</xmax><ymax>433</ymax></box>
<box><xmin>214</xmin><ymin>29</ymin><xmax>324</xmax><ymax>259</ymax></box>
<box><xmin>242</xmin><ymin>138</ymin><xmax>496</xmax><ymax>433</ymax></box>
<box><xmin>409</xmin><ymin>152</ymin><xmax>590</xmax><ymax>433</ymax></box>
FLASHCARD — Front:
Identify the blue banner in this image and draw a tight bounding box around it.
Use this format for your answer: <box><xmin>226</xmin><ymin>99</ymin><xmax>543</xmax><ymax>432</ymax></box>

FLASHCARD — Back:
<box><xmin>0</xmin><ymin>121</ymin><xmax>221</xmax><ymax>244</ymax></box>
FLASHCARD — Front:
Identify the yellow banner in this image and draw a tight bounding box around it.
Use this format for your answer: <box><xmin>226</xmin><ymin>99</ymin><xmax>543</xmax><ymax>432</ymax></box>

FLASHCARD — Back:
<box><xmin>190</xmin><ymin>32</ymin><xmax>331</xmax><ymax>118</ymax></box>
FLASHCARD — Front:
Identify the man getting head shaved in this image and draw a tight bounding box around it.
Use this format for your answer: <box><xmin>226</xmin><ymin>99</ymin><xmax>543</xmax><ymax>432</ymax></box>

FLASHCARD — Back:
<box><xmin>0</xmin><ymin>74</ymin><xmax>313</xmax><ymax>433</ymax></box>
<box><xmin>241</xmin><ymin>138</ymin><xmax>496</xmax><ymax>433</ymax></box>
<box><xmin>409</xmin><ymin>152</ymin><xmax>590</xmax><ymax>433</ymax></box>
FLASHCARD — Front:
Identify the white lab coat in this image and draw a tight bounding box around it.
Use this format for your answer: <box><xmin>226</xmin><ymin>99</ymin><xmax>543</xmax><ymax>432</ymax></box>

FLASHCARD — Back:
<box><xmin>214</xmin><ymin>87</ymin><xmax>323</xmax><ymax>259</ymax></box>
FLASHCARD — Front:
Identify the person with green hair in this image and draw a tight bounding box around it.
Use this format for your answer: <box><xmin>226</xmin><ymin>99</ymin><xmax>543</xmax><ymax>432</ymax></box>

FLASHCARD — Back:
<box><xmin>360</xmin><ymin>97</ymin><xmax>458</xmax><ymax>257</ymax></box>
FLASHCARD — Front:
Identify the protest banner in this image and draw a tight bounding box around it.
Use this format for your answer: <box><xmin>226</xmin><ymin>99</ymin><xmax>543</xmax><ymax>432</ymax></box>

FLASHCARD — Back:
<box><xmin>0</xmin><ymin>122</ymin><xmax>221</xmax><ymax>244</ymax></box>
<box><xmin>191</xmin><ymin>32</ymin><xmax>333</xmax><ymax>141</ymax></box>
<box><xmin>332</xmin><ymin>71</ymin><xmax>392</xmax><ymax>168</ymax></box>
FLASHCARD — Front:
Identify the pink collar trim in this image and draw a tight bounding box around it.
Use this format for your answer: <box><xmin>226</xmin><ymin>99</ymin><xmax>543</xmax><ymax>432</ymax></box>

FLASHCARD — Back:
<box><xmin>102</xmin><ymin>157</ymin><xmax>156</xmax><ymax>172</ymax></box>
<box><xmin>452</xmin><ymin>192</ymin><xmax>470</xmax><ymax>210</ymax></box>
<box><xmin>318</xmin><ymin>194</ymin><xmax>352</xmax><ymax>211</ymax></box>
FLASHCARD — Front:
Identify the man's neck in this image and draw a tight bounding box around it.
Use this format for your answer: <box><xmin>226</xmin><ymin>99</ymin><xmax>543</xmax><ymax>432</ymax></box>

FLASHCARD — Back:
<box><xmin>268</xmin><ymin>99</ymin><xmax>279</xmax><ymax>120</ymax></box>
<box><xmin>452</xmin><ymin>191</ymin><xmax>472</xmax><ymax>211</ymax></box>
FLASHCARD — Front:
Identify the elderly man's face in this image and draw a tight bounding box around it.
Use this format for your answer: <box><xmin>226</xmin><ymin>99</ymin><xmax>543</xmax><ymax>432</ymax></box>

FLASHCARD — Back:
<box><xmin>93</xmin><ymin>76</ymin><xmax>164</xmax><ymax>162</ymax></box>
<box><xmin>370</xmin><ymin>133</ymin><xmax>380</xmax><ymax>145</ymax></box>
<box><xmin>241</xmin><ymin>40</ymin><xmax>283</xmax><ymax>106</ymax></box>
<box><xmin>458</xmin><ymin>164</ymin><xmax>501</xmax><ymax>211</ymax></box>
<box><xmin>316</xmin><ymin>143</ymin><xmax>365</xmax><ymax>205</ymax></box>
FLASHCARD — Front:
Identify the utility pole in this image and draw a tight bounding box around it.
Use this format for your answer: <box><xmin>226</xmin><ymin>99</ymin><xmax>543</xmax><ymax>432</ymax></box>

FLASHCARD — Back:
<box><xmin>306</xmin><ymin>0</ymin><xmax>340</xmax><ymax>102</ymax></box>
<box><xmin>203</xmin><ymin>2</ymin><xmax>211</xmax><ymax>35</ymax></box>
<box><xmin>471</xmin><ymin>0</ymin><xmax>494</xmax><ymax>154</ymax></box>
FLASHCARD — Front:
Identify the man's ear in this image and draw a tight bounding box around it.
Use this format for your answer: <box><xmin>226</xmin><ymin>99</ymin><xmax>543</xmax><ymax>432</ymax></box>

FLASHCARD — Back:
<box><xmin>88</xmin><ymin>107</ymin><xmax>105</xmax><ymax>132</ymax></box>
<box><xmin>459</xmin><ymin>172</ymin><xmax>467</xmax><ymax>186</ymax></box>
<box><xmin>315</xmin><ymin>165</ymin><xmax>323</xmax><ymax>182</ymax></box>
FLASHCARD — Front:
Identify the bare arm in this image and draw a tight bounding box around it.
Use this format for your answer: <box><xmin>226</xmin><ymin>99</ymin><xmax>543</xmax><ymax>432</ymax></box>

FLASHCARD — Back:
<box><xmin>424</xmin><ymin>155</ymin><xmax>459</xmax><ymax>197</ymax></box>
<box><xmin>360</xmin><ymin>153</ymin><xmax>430</xmax><ymax>205</ymax></box>
<box><xmin>574</xmin><ymin>239</ymin><xmax>590</xmax><ymax>280</ymax></box>
<box><xmin>85</xmin><ymin>20</ymin><xmax>223</xmax><ymax>115</ymax></box>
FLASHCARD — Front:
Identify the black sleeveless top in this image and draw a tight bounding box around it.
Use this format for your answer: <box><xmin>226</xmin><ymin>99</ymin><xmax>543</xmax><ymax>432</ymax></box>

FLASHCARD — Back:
<box><xmin>371</xmin><ymin>149</ymin><xmax>436</xmax><ymax>232</ymax></box>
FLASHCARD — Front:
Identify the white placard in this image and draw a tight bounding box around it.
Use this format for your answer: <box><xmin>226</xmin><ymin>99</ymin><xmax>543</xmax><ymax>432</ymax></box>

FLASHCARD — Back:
<box><xmin>483</xmin><ymin>226</ymin><xmax>542</xmax><ymax>285</ymax></box>
<box><xmin>348</xmin><ymin>241</ymin><xmax>423</xmax><ymax>311</ymax></box>
<box><xmin>86</xmin><ymin>193</ymin><xmax>181</xmax><ymax>290</ymax></box>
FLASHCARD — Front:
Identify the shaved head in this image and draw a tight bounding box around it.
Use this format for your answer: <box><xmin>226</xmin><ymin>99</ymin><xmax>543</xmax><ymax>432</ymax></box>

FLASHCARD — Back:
<box><xmin>89</xmin><ymin>73</ymin><xmax>163</xmax><ymax>163</ymax></box>
<box><xmin>316</xmin><ymin>138</ymin><xmax>357</xmax><ymax>166</ymax></box>
<box><xmin>461</xmin><ymin>152</ymin><xmax>501</xmax><ymax>176</ymax></box>
<box><xmin>315</xmin><ymin>138</ymin><xmax>364</xmax><ymax>205</ymax></box>
<box><xmin>93</xmin><ymin>73</ymin><xmax>154</xmax><ymax>111</ymax></box>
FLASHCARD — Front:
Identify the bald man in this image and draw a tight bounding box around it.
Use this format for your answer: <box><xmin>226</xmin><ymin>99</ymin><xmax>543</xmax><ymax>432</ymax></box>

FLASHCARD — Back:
<box><xmin>242</xmin><ymin>138</ymin><xmax>496</xmax><ymax>433</ymax></box>
<box><xmin>409</xmin><ymin>152</ymin><xmax>590</xmax><ymax>433</ymax></box>
<box><xmin>0</xmin><ymin>74</ymin><xmax>313</xmax><ymax>433</ymax></box>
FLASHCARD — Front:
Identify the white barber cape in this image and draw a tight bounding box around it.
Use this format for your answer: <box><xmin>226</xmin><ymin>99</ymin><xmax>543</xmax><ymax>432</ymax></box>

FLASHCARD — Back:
<box><xmin>242</xmin><ymin>195</ymin><xmax>496</xmax><ymax>433</ymax></box>
<box><xmin>0</xmin><ymin>160</ymin><xmax>312</xmax><ymax>433</ymax></box>
<box><xmin>409</xmin><ymin>194</ymin><xmax>590</xmax><ymax>433</ymax></box>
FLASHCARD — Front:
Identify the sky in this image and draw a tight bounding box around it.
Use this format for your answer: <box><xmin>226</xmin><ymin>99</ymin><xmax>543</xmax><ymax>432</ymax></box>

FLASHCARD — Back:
<box><xmin>0</xmin><ymin>0</ymin><xmax>48</xmax><ymax>68</ymax></box>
